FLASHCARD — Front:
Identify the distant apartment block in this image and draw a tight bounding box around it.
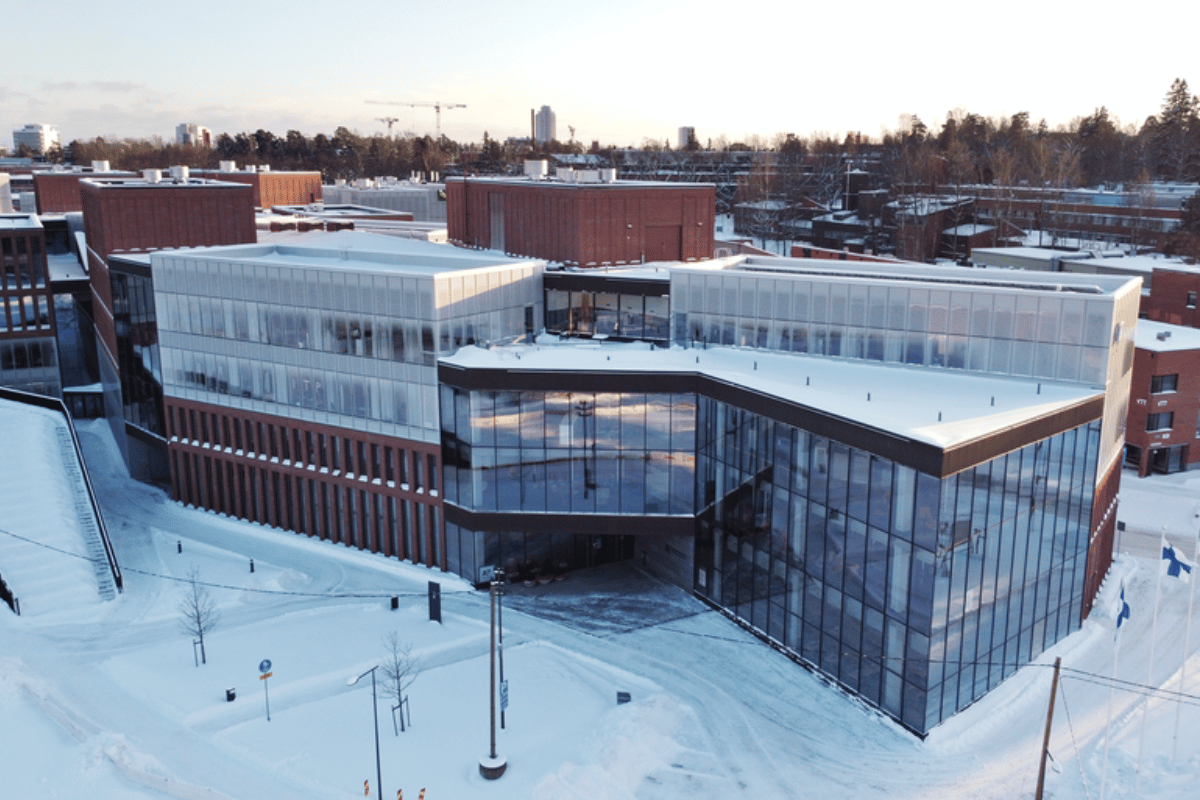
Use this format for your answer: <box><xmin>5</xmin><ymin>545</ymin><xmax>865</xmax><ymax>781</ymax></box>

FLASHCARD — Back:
<box><xmin>534</xmin><ymin>106</ymin><xmax>556</xmax><ymax>144</ymax></box>
<box><xmin>900</xmin><ymin>183</ymin><xmax>1193</xmax><ymax>253</ymax></box>
<box><xmin>13</xmin><ymin>124</ymin><xmax>60</xmax><ymax>156</ymax></box>
<box><xmin>176</xmin><ymin>123</ymin><xmax>213</xmax><ymax>147</ymax></box>
<box><xmin>678</xmin><ymin>126</ymin><xmax>696</xmax><ymax>149</ymax></box>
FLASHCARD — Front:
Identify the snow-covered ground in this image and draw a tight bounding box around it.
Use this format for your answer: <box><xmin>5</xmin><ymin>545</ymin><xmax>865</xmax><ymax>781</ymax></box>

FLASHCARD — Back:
<box><xmin>3</xmin><ymin>417</ymin><xmax>1200</xmax><ymax>799</ymax></box>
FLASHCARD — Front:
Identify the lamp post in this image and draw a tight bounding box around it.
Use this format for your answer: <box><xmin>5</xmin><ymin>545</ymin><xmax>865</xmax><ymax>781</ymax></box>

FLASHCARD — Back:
<box><xmin>479</xmin><ymin>575</ymin><xmax>507</xmax><ymax>780</ymax></box>
<box><xmin>348</xmin><ymin>666</ymin><xmax>382</xmax><ymax>800</ymax></box>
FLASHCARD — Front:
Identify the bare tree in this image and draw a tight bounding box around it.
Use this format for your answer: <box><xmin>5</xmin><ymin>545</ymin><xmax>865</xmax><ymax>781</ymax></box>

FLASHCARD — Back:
<box><xmin>380</xmin><ymin>632</ymin><xmax>422</xmax><ymax>733</ymax></box>
<box><xmin>177</xmin><ymin>567</ymin><xmax>219</xmax><ymax>666</ymax></box>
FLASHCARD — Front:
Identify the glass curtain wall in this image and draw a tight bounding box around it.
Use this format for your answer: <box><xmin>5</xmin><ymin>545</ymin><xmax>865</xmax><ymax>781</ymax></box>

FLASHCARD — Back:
<box><xmin>544</xmin><ymin>288</ymin><xmax>670</xmax><ymax>343</ymax></box>
<box><xmin>111</xmin><ymin>270</ymin><xmax>163</xmax><ymax>436</ymax></box>
<box><xmin>693</xmin><ymin>396</ymin><xmax>1099</xmax><ymax>734</ymax></box>
<box><xmin>671</xmin><ymin>271</ymin><xmax>1114</xmax><ymax>386</ymax></box>
<box><xmin>440</xmin><ymin>387</ymin><xmax>695</xmax><ymax>517</ymax></box>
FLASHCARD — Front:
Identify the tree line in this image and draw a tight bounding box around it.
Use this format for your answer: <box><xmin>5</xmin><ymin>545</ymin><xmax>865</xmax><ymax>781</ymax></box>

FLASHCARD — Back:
<box><xmin>49</xmin><ymin>78</ymin><xmax>1200</xmax><ymax>193</ymax></box>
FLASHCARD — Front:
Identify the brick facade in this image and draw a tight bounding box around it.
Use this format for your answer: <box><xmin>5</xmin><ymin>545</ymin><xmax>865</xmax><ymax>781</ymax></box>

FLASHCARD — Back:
<box><xmin>166</xmin><ymin>398</ymin><xmax>445</xmax><ymax>568</ymax></box>
<box><xmin>446</xmin><ymin>178</ymin><xmax>715</xmax><ymax>266</ymax></box>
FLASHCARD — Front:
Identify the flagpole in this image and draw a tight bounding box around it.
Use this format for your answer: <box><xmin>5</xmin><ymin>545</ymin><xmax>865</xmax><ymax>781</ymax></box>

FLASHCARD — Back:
<box><xmin>1101</xmin><ymin>582</ymin><xmax>1128</xmax><ymax>800</ymax></box>
<box><xmin>1172</xmin><ymin>517</ymin><xmax>1200</xmax><ymax>762</ymax></box>
<box><xmin>1136</xmin><ymin>529</ymin><xmax>1167</xmax><ymax>787</ymax></box>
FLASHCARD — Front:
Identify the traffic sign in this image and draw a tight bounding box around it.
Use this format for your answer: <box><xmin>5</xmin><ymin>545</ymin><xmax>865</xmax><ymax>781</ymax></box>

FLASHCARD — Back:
<box><xmin>259</xmin><ymin>659</ymin><xmax>272</xmax><ymax>674</ymax></box>
<box><xmin>260</xmin><ymin>672</ymin><xmax>272</xmax><ymax>680</ymax></box>
<box><xmin>500</xmin><ymin>679</ymin><xmax>509</xmax><ymax>710</ymax></box>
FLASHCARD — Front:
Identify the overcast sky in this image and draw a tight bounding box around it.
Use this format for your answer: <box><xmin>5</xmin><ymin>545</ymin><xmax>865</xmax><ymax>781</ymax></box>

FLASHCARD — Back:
<box><xmin>1</xmin><ymin>0</ymin><xmax>1194</xmax><ymax>150</ymax></box>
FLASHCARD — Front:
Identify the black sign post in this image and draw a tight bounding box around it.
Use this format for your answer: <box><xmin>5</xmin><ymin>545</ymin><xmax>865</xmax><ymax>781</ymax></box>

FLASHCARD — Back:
<box><xmin>428</xmin><ymin>581</ymin><xmax>441</xmax><ymax>623</ymax></box>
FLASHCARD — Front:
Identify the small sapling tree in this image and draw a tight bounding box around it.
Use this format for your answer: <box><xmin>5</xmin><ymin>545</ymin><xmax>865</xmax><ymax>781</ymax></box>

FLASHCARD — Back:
<box><xmin>381</xmin><ymin>631</ymin><xmax>421</xmax><ymax>733</ymax></box>
<box><xmin>177</xmin><ymin>566</ymin><xmax>220</xmax><ymax>665</ymax></box>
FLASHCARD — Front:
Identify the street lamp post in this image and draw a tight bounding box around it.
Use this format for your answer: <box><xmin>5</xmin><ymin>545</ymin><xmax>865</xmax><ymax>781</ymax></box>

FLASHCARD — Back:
<box><xmin>348</xmin><ymin>666</ymin><xmax>383</xmax><ymax>800</ymax></box>
<box><xmin>479</xmin><ymin>575</ymin><xmax>507</xmax><ymax>780</ymax></box>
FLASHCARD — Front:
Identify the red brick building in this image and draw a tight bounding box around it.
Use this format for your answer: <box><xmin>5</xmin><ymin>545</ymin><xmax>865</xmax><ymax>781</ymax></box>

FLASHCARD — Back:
<box><xmin>194</xmin><ymin>168</ymin><xmax>323</xmax><ymax>209</ymax></box>
<box><xmin>1142</xmin><ymin>263</ymin><xmax>1200</xmax><ymax>327</ymax></box>
<box><xmin>446</xmin><ymin>174</ymin><xmax>714</xmax><ymax>266</ymax></box>
<box><xmin>1126</xmin><ymin>320</ymin><xmax>1200</xmax><ymax>476</ymax></box>
<box><xmin>80</xmin><ymin>175</ymin><xmax>257</xmax><ymax>480</ymax></box>
<box><xmin>32</xmin><ymin>169</ymin><xmax>137</xmax><ymax>213</ymax></box>
<box><xmin>0</xmin><ymin>214</ymin><xmax>59</xmax><ymax>396</ymax></box>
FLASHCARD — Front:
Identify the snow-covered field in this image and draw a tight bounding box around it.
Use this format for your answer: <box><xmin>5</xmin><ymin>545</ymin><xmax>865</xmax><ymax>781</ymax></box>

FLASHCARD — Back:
<box><xmin>3</xmin><ymin>417</ymin><xmax>1200</xmax><ymax>799</ymax></box>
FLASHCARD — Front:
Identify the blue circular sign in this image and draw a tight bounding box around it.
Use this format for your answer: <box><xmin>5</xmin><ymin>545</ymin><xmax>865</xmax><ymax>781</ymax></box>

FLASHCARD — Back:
<box><xmin>259</xmin><ymin>659</ymin><xmax>272</xmax><ymax>674</ymax></box>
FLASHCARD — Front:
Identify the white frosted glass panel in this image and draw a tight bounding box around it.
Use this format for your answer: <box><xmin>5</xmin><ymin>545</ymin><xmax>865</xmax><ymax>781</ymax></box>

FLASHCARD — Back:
<box><xmin>829</xmin><ymin>284</ymin><xmax>848</xmax><ymax>325</ymax></box>
<box><xmin>1011</xmin><ymin>340</ymin><xmax>1035</xmax><ymax>376</ymax></box>
<box><xmin>950</xmin><ymin>292</ymin><xmax>971</xmax><ymax>335</ymax></box>
<box><xmin>888</xmin><ymin>287</ymin><xmax>909</xmax><ymax>329</ymax></box>
<box><xmin>1056</xmin><ymin>345</ymin><xmax>1081</xmax><ymax>382</ymax></box>
<box><xmin>967</xmin><ymin>338</ymin><xmax>989</xmax><ymax>371</ymax></box>
<box><xmin>993</xmin><ymin>295</ymin><xmax>1015</xmax><ymax>338</ymax></box>
<box><xmin>1036</xmin><ymin>298</ymin><xmax>1061</xmax><ymax>343</ymax></box>
<box><xmin>868</xmin><ymin>285</ymin><xmax>888</xmax><ymax>328</ymax></box>
<box><xmin>1034</xmin><ymin>342</ymin><xmax>1057</xmax><ymax>379</ymax></box>
<box><xmin>1014</xmin><ymin>295</ymin><xmax>1038</xmax><ymax>340</ymax></box>
<box><xmin>774</xmin><ymin>281</ymin><xmax>791</xmax><ymax>319</ymax></box>
<box><xmin>810</xmin><ymin>283</ymin><xmax>829</xmax><ymax>323</ymax></box>
<box><xmin>928</xmin><ymin>290</ymin><xmax>949</xmax><ymax>333</ymax></box>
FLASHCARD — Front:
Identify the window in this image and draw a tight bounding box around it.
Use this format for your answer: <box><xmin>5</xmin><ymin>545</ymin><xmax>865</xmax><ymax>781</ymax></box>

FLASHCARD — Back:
<box><xmin>1188</xmin><ymin>291</ymin><xmax>1197</xmax><ymax>309</ymax></box>
<box><xmin>1150</xmin><ymin>374</ymin><xmax>1178</xmax><ymax>394</ymax></box>
<box><xmin>1147</xmin><ymin>412</ymin><xmax>1174</xmax><ymax>432</ymax></box>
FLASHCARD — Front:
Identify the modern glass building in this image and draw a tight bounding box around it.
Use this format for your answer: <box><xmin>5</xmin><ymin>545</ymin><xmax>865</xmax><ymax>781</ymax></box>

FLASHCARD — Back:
<box><xmin>142</xmin><ymin>232</ymin><xmax>1139</xmax><ymax>735</ymax></box>
<box><xmin>438</xmin><ymin>256</ymin><xmax>1139</xmax><ymax>735</ymax></box>
<box><xmin>150</xmin><ymin>234</ymin><xmax>541</xmax><ymax>568</ymax></box>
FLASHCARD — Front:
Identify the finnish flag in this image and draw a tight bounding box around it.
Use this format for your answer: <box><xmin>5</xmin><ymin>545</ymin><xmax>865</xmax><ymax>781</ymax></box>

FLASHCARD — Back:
<box><xmin>1116</xmin><ymin>585</ymin><xmax>1131</xmax><ymax>629</ymax></box>
<box><xmin>1162</xmin><ymin>543</ymin><xmax>1193</xmax><ymax>581</ymax></box>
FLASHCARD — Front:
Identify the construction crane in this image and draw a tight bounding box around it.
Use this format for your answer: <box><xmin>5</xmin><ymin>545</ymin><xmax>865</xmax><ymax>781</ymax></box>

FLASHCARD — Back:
<box><xmin>376</xmin><ymin>117</ymin><xmax>399</xmax><ymax>133</ymax></box>
<box><xmin>366</xmin><ymin>100</ymin><xmax>466</xmax><ymax>137</ymax></box>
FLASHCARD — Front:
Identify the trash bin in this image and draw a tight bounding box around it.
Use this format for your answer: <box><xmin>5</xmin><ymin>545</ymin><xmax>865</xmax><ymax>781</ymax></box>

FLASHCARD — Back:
<box><xmin>617</xmin><ymin>691</ymin><xmax>631</xmax><ymax>704</ymax></box>
<box><xmin>226</xmin><ymin>687</ymin><xmax>236</xmax><ymax>702</ymax></box>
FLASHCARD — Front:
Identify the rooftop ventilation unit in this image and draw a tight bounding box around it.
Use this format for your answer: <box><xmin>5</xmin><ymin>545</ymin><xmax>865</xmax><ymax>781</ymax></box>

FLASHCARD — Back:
<box><xmin>169</xmin><ymin>165</ymin><xmax>189</xmax><ymax>182</ymax></box>
<box><xmin>91</xmin><ymin>160</ymin><xmax>110</xmax><ymax>172</ymax></box>
<box><xmin>219</xmin><ymin>160</ymin><xmax>236</xmax><ymax>172</ymax></box>
<box><xmin>524</xmin><ymin>160</ymin><xmax>548</xmax><ymax>179</ymax></box>
<box><xmin>142</xmin><ymin>169</ymin><xmax>161</xmax><ymax>184</ymax></box>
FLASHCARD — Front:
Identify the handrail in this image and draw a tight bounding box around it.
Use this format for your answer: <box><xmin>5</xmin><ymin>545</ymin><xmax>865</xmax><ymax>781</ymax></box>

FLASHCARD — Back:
<box><xmin>0</xmin><ymin>387</ymin><xmax>122</xmax><ymax>593</ymax></box>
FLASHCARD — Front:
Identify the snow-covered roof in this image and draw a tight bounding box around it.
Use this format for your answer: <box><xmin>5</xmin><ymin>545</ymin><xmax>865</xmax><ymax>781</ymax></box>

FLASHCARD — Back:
<box><xmin>0</xmin><ymin>212</ymin><xmax>40</xmax><ymax>230</ymax></box>
<box><xmin>720</xmin><ymin>254</ymin><xmax>1138</xmax><ymax>297</ymax></box>
<box><xmin>442</xmin><ymin>340</ymin><xmax>1100</xmax><ymax>450</ymax></box>
<box><xmin>154</xmin><ymin>231</ymin><xmax>541</xmax><ymax>277</ymax></box>
<box><xmin>944</xmin><ymin>224</ymin><xmax>995</xmax><ymax>236</ymax></box>
<box><xmin>1135</xmin><ymin>320</ymin><xmax>1200</xmax><ymax>353</ymax></box>
<box><xmin>1060</xmin><ymin>252</ymin><xmax>1191</xmax><ymax>275</ymax></box>
<box><xmin>971</xmin><ymin>246</ymin><xmax>1078</xmax><ymax>264</ymax></box>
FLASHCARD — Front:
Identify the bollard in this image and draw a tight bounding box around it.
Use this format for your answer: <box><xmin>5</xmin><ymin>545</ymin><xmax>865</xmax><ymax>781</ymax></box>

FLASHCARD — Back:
<box><xmin>250</xmin><ymin>558</ymin><xmax>255</xmax><ymax>573</ymax></box>
<box><xmin>177</xmin><ymin>540</ymin><xmax>182</xmax><ymax>553</ymax></box>
<box><xmin>391</xmin><ymin>596</ymin><xmax>399</xmax><ymax>610</ymax></box>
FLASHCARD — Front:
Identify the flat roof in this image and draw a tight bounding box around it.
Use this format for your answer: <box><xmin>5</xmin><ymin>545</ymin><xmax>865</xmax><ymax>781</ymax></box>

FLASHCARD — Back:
<box><xmin>152</xmin><ymin>230</ymin><xmax>541</xmax><ymax>277</ymax></box>
<box><xmin>80</xmin><ymin>177</ymin><xmax>252</xmax><ymax>190</ymax></box>
<box><xmin>441</xmin><ymin>339</ymin><xmax>1101</xmax><ymax>451</ymax></box>
<box><xmin>708</xmin><ymin>255</ymin><xmax>1139</xmax><ymax>297</ymax></box>
<box><xmin>1135</xmin><ymin>320</ymin><xmax>1200</xmax><ymax>353</ymax></box>
<box><xmin>0</xmin><ymin>213</ymin><xmax>41</xmax><ymax>230</ymax></box>
<box><xmin>446</xmin><ymin>176</ymin><xmax>714</xmax><ymax>190</ymax></box>
<box><xmin>971</xmin><ymin>247</ymin><xmax>1077</xmax><ymax>262</ymax></box>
